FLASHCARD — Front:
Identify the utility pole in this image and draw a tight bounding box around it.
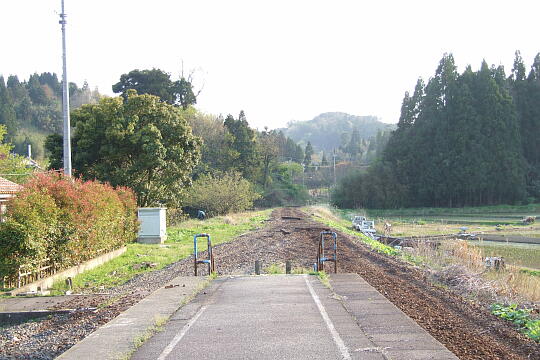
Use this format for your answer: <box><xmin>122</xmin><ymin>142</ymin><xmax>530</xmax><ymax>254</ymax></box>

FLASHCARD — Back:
<box><xmin>59</xmin><ymin>0</ymin><xmax>72</xmax><ymax>176</ymax></box>
<box><xmin>333</xmin><ymin>149</ymin><xmax>336</xmax><ymax>185</ymax></box>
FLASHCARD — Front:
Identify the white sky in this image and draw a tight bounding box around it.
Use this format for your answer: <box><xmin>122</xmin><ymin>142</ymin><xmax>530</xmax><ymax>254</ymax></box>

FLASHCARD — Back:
<box><xmin>1</xmin><ymin>0</ymin><xmax>539</xmax><ymax>129</ymax></box>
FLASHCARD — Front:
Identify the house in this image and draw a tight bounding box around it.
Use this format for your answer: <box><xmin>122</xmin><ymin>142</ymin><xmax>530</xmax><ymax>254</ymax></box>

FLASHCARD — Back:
<box><xmin>0</xmin><ymin>177</ymin><xmax>22</xmax><ymax>221</ymax></box>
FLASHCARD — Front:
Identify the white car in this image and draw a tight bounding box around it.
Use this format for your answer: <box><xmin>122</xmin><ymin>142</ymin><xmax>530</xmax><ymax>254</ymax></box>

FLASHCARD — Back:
<box><xmin>352</xmin><ymin>216</ymin><xmax>366</xmax><ymax>230</ymax></box>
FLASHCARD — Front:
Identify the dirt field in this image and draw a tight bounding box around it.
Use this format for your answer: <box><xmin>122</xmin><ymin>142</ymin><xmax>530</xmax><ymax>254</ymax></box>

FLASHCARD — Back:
<box><xmin>2</xmin><ymin>207</ymin><xmax>539</xmax><ymax>359</ymax></box>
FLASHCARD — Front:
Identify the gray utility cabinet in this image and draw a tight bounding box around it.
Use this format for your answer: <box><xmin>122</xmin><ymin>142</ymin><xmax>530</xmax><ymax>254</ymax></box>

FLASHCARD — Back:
<box><xmin>137</xmin><ymin>208</ymin><xmax>167</xmax><ymax>244</ymax></box>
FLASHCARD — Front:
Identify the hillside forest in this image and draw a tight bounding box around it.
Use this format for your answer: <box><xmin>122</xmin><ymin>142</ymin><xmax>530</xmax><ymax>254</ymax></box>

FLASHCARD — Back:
<box><xmin>0</xmin><ymin>73</ymin><xmax>100</xmax><ymax>160</ymax></box>
<box><xmin>332</xmin><ymin>52</ymin><xmax>540</xmax><ymax>209</ymax></box>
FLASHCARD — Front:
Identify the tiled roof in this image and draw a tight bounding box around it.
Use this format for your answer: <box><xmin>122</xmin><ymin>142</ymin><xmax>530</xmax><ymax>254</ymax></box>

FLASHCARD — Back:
<box><xmin>0</xmin><ymin>177</ymin><xmax>22</xmax><ymax>194</ymax></box>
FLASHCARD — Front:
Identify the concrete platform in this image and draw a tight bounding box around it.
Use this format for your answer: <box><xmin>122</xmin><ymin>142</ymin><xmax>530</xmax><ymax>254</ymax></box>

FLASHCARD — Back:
<box><xmin>329</xmin><ymin>273</ymin><xmax>458</xmax><ymax>359</ymax></box>
<box><xmin>57</xmin><ymin>276</ymin><xmax>207</xmax><ymax>360</ymax></box>
<box><xmin>132</xmin><ymin>274</ymin><xmax>457</xmax><ymax>360</ymax></box>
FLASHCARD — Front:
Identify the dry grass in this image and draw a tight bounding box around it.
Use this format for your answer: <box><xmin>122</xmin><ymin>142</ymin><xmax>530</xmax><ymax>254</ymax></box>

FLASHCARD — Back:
<box><xmin>409</xmin><ymin>239</ymin><xmax>540</xmax><ymax>303</ymax></box>
<box><xmin>308</xmin><ymin>205</ymin><xmax>345</xmax><ymax>223</ymax></box>
<box><xmin>220</xmin><ymin>215</ymin><xmax>237</xmax><ymax>225</ymax></box>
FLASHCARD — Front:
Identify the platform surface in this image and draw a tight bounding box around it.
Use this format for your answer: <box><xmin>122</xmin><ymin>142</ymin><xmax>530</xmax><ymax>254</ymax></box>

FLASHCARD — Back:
<box><xmin>132</xmin><ymin>274</ymin><xmax>457</xmax><ymax>360</ymax></box>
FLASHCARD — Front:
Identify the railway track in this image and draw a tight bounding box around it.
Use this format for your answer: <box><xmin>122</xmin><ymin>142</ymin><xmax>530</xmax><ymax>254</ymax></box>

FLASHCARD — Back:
<box><xmin>1</xmin><ymin>207</ymin><xmax>538</xmax><ymax>359</ymax></box>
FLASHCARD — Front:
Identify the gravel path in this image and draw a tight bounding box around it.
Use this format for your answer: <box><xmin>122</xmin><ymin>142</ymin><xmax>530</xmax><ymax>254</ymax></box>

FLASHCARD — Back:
<box><xmin>1</xmin><ymin>207</ymin><xmax>539</xmax><ymax>359</ymax></box>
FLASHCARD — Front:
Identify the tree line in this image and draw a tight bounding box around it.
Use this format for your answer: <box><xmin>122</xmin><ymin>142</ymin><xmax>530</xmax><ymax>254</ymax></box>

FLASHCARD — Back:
<box><xmin>43</xmin><ymin>68</ymin><xmax>311</xmax><ymax>212</ymax></box>
<box><xmin>332</xmin><ymin>52</ymin><xmax>540</xmax><ymax>209</ymax></box>
<box><xmin>0</xmin><ymin>72</ymin><xmax>100</xmax><ymax>159</ymax></box>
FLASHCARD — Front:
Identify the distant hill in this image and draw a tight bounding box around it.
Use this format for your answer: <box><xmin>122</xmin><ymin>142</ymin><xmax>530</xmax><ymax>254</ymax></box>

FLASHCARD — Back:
<box><xmin>279</xmin><ymin>112</ymin><xmax>395</xmax><ymax>152</ymax></box>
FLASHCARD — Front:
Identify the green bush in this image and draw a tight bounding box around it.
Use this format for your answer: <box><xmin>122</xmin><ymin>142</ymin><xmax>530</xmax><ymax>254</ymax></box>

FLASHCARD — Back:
<box><xmin>184</xmin><ymin>172</ymin><xmax>261</xmax><ymax>217</ymax></box>
<box><xmin>0</xmin><ymin>172</ymin><xmax>138</xmax><ymax>281</ymax></box>
<box><xmin>491</xmin><ymin>303</ymin><xmax>540</xmax><ymax>342</ymax></box>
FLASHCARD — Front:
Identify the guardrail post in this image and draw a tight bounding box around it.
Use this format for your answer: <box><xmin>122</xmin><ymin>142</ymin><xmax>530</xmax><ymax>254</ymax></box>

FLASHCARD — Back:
<box><xmin>255</xmin><ymin>260</ymin><xmax>260</xmax><ymax>275</ymax></box>
<box><xmin>286</xmin><ymin>260</ymin><xmax>291</xmax><ymax>274</ymax></box>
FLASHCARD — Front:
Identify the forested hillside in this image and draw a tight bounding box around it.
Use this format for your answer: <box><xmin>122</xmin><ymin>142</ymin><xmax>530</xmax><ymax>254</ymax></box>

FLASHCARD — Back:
<box><xmin>0</xmin><ymin>72</ymin><xmax>100</xmax><ymax>160</ymax></box>
<box><xmin>332</xmin><ymin>52</ymin><xmax>540</xmax><ymax>209</ymax></box>
<box><xmin>281</xmin><ymin>112</ymin><xmax>394</xmax><ymax>152</ymax></box>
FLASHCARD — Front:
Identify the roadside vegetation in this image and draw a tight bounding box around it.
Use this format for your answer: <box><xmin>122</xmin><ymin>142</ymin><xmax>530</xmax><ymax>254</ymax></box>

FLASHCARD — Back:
<box><xmin>49</xmin><ymin>209</ymin><xmax>271</xmax><ymax>294</ymax></box>
<box><xmin>0</xmin><ymin>172</ymin><xmax>137</xmax><ymax>290</ymax></box>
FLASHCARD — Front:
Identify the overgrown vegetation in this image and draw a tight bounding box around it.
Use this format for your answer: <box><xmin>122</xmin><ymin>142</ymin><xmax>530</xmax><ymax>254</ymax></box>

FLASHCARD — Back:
<box><xmin>491</xmin><ymin>304</ymin><xmax>540</xmax><ymax>342</ymax></box>
<box><xmin>311</xmin><ymin>205</ymin><xmax>540</xmax><ymax>303</ymax></box>
<box><xmin>50</xmin><ymin>209</ymin><xmax>271</xmax><ymax>293</ymax></box>
<box><xmin>0</xmin><ymin>172</ymin><xmax>138</xmax><ymax>283</ymax></box>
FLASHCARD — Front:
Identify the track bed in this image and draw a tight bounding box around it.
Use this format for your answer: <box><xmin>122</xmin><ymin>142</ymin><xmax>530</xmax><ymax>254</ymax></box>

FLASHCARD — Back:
<box><xmin>1</xmin><ymin>207</ymin><xmax>538</xmax><ymax>359</ymax></box>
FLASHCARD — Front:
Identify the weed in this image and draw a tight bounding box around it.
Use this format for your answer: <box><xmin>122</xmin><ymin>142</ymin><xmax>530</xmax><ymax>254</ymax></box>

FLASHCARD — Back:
<box><xmin>491</xmin><ymin>304</ymin><xmax>540</xmax><ymax>342</ymax></box>
<box><xmin>291</xmin><ymin>267</ymin><xmax>313</xmax><ymax>275</ymax></box>
<box><xmin>521</xmin><ymin>269</ymin><xmax>540</xmax><ymax>277</ymax></box>
<box><xmin>317</xmin><ymin>271</ymin><xmax>331</xmax><ymax>289</ymax></box>
<box><xmin>264</xmin><ymin>264</ymin><xmax>283</xmax><ymax>274</ymax></box>
<box><xmin>97</xmin><ymin>295</ymin><xmax>122</xmax><ymax>309</ymax></box>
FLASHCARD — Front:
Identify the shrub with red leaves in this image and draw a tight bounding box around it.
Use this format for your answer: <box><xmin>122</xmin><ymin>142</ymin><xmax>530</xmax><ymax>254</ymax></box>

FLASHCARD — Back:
<box><xmin>0</xmin><ymin>172</ymin><xmax>138</xmax><ymax>280</ymax></box>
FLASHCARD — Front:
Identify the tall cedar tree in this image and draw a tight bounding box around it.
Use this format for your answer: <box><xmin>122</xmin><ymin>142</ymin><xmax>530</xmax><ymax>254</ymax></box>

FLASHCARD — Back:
<box><xmin>304</xmin><ymin>141</ymin><xmax>314</xmax><ymax>166</ymax></box>
<box><xmin>334</xmin><ymin>53</ymin><xmax>531</xmax><ymax>209</ymax></box>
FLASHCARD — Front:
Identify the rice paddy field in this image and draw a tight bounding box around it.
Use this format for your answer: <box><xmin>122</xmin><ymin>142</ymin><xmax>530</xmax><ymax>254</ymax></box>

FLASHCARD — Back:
<box><xmin>335</xmin><ymin>205</ymin><xmax>540</xmax><ymax>271</ymax></box>
<box><xmin>472</xmin><ymin>241</ymin><xmax>540</xmax><ymax>270</ymax></box>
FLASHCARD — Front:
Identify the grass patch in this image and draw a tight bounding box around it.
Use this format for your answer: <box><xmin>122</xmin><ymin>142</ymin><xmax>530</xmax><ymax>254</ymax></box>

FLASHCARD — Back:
<box><xmin>292</xmin><ymin>267</ymin><xmax>316</xmax><ymax>275</ymax></box>
<box><xmin>521</xmin><ymin>269</ymin><xmax>540</xmax><ymax>277</ymax></box>
<box><xmin>473</xmin><ymin>242</ymin><xmax>540</xmax><ymax>270</ymax></box>
<box><xmin>50</xmin><ymin>209</ymin><xmax>271</xmax><ymax>294</ymax></box>
<box><xmin>317</xmin><ymin>271</ymin><xmax>331</xmax><ymax>289</ymax></box>
<box><xmin>264</xmin><ymin>264</ymin><xmax>283</xmax><ymax>274</ymax></box>
<box><xmin>363</xmin><ymin>203</ymin><xmax>540</xmax><ymax>217</ymax></box>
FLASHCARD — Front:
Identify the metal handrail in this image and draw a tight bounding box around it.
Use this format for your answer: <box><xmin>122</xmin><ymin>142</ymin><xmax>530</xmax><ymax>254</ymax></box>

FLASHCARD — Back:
<box><xmin>193</xmin><ymin>233</ymin><xmax>215</xmax><ymax>276</ymax></box>
<box><xmin>316</xmin><ymin>231</ymin><xmax>338</xmax><ymax>273</ymax></box>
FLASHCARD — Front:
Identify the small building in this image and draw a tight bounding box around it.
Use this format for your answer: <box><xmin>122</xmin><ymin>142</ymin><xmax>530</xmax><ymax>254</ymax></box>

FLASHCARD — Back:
<box><xmin>0</xmin><ymin>177</ymin><xmax>22</xmax><ymax>221</ymax></box>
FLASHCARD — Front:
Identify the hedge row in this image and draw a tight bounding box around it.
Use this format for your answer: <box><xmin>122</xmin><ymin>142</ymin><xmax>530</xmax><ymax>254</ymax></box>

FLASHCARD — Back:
<box><xmin>0</xmin><ymin>172</ymin><xmax>138</xmax><ymax>280</ymax></box>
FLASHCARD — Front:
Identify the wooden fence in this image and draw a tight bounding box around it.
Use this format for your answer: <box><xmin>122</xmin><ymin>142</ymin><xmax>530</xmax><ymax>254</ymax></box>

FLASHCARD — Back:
<box><xmin>1</xmin><ymin>258</ymin><xmax>58</xmax><ymax>290</ymax></box>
